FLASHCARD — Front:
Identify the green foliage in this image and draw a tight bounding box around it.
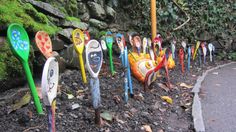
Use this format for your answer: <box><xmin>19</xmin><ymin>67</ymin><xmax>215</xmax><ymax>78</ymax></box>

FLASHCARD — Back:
<box><xmin>128</xmin><ymin>0</ymin><xmax>235</xmax><ymax>43</ymax></box>
<box><xmin>228</xmin><ymin>52</ymin><xmax>236</xmax><ymax>60</ymax></box>
<box><xmin>96</xmin><ymin>31</ymin><xmax>107</xmax><ymax>39</ymax></box>
<box><xmin>0</xmin><ymin>0</ymin><xmax>59</xmax><ymax>35</ymax></box>
<box><xmin>65</xmin><ymin>0</ymin><xmax>78</xmax><ymax>17</ymax></box>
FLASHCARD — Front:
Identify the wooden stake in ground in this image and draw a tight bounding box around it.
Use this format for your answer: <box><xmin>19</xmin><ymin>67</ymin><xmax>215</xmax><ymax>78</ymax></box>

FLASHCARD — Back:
<box><xmin>85</xmin><ymin>40</ymin><xmax>103</xmax><ymax>125</ymax></box>
<box><xmin>151</xmin><ymin>0</ymin><xmax>157</xmax><ymax>41</ymax></box>
<box><xmin>41</xmin><ymin>57</ymin><xmax>59</xmax><ymax>132</ymax></box>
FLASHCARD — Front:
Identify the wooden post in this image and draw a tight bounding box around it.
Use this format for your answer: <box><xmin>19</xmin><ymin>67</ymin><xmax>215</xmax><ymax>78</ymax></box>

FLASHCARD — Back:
<box><xmin>151</xmin><ymin>0</ymin><xmax>157</xmax><ymax>41</ymax></box>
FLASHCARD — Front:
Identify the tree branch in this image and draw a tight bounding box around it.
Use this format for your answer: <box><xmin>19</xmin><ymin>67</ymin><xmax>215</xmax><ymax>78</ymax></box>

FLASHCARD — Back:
<box><xmin>172</xmin><ymin>0</ymin><xmax>191</xmax><ymax>31</ymax></box>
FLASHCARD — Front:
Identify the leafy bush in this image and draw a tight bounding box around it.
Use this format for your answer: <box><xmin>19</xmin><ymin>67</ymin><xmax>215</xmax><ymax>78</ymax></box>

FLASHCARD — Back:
<box><xmin>126</xmin><ymin>0</ymin><xmax>235</xmax><ymax>43</ymax></box>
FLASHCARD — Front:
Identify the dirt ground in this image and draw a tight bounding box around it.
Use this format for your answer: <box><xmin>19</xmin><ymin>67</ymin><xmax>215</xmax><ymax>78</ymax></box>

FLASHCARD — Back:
<box><xmin>0</xmin><ymin>55</ymin><xmax>228</xmax><ymax>132</ymax></box>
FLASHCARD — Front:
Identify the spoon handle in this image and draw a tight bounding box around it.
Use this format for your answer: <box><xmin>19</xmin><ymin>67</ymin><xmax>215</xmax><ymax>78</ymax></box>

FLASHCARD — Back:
<box><xmin>22</xmin><ymin>61</ymin><xmax>43</xmax><ymax>114</ymax></box>
<box><xmin>210</xmin><ymin>51</ymin><xmax>212</xmax><ymax>62</ymax></box>
<box><xmin>79</xmin><ymin>54</ymin><xmax>87</xmax><ymax>83</ymax></box>
<box><xmin>108</xmin><ymin>48</ymin><xmax>115</xmax><ymax>75</ymax></box>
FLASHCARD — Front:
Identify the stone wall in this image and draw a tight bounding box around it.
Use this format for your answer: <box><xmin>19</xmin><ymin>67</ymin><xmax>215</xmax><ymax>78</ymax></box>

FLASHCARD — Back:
<box><xmin>0</xmin><ymin>0</ymin><xmax>139</xmax><ymax>90</ymax></box>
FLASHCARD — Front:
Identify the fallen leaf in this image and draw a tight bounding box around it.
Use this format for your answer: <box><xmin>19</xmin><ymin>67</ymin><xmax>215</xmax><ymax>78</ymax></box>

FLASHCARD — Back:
<box><xmin>101</xmin><ymin>111</ymin><xmax>113</xmax><ymax>121</ymax></box>
<box><xmin>113</xmin><ymin>95</ymin><xmax>121</xmax><ymax>104</ymax></box>
<box><xmin>76</xmin><ymin>89</ymin><xmax>85</xmax><ymax>94</ymax></box>
<box><xmin>216</xmin><ymin>83</ymin><xmax>221</xmax><ymax>86</ymax></box>
<box><xmin>161</xmin><ymin>96</ymin><xmax>173</xmax><ymax>104</ymax></box>
<box><xmin>233</xmin><ymin>67</ymin><xmax>236</xmax><ymax>70</ymax></box>
<box><xmin>180</xmin><ymin>83</ymin><xmax>193</xmax><ymax>89</ymax></box>
<box><xmin>141</xmin><ymin>125</ymin><xmax>152</xmax><ymax>132</ymax></box>
<box><xmin>192</xmin><ymin>74</ymin><xmax>196</xmax><ymax>77</ymax></box>
<box><xmin>212</xmin><ymin>72</ymin><xmax>218</xmax><ymax>75</ymax></box>
<box><xmin>185</xmin><ymin>102</ymin><xmax>192</xmax><ymax>106</ymax></box>
<box><xmin>152</xmin><ymin>101</ymin><xmax>160</xmax><ymax>110</ymax></box>
<box><xmin>67</xmin><ymin>94</ymin><xmax>74</xmax><ymax>99</ymax></box>
<box><xmin>159</xmin><ymin>108</ymin><xmax>167</xmax><ymax>112</ymax></box>
<box><xmin>8</xmin><ymin>92</ymin><xmax>31</xmax><ymax>114</ymax></box>
<box><xmin>134</xmin><ymin>93</ymin><xmax>144</xmax><ymax>100</ymax></box>
<box><xmin>116</xmin><ymin>118</ymin><xmax>126</xmax><ymax>124</ymax></box>
<box><xmin>157</xmin><ymin>83</ymin><xmax>169</xmax><ymax>92</ymax></box>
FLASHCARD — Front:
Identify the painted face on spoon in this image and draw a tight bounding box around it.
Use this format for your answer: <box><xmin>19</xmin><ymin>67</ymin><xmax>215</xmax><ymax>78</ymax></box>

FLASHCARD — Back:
<box><xmin>87</xmin><ymin>40</ymin><xmax>103</xmax><ymax>77</ymax></box>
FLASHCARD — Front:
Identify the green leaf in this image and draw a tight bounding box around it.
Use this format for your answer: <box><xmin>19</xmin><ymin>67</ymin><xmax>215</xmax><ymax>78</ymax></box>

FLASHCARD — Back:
<box><xmin>8</xmin><ymin>92</ymin><xmax>31</xmax><ymax>114</ymax></box>
<box><xmin>100</xmin><ymin>111</ymin><xmax>113</xmax><ymax>121</ymax></box>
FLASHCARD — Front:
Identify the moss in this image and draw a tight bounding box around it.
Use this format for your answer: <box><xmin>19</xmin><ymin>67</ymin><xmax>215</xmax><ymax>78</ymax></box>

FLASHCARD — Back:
<box><xmin>0</xmin><ymin>42</ymin><xmax>24</xmax><ymax>80</ymax></box>
<box><xmin>65</xmin><ymin>16</ymin><xmax>80</xmax><ymax>23</ymax></box>
<box><xmin>37</xmin><ymin>0</ymin><xmax>78</xmax><ymax>17</ymax></box>
<box><xmin>96</xmin><ymin>31</ymin><xmax>107</xmax><ymax>39</ymax></box>
<box><xmin>0</xmin><ymin>0</ymin><xmax>59</xmax><ymax>35</ymax></box>
<box><xmin>0</xmin><ymin>61</ymin><xmax>7</xmax><ymax>80</ymax></box>
<box><xmin>0</xmin><ymin>40</ymin><xmax>35</xmax><ymax>81</ymax></box>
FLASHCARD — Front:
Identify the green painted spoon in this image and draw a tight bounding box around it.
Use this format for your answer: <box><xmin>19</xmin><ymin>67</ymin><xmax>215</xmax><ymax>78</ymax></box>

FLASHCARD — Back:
<box><xmin>7</xmin><ymin>23</ymin><xmax>43</xmax><ymax>114</ymax></box>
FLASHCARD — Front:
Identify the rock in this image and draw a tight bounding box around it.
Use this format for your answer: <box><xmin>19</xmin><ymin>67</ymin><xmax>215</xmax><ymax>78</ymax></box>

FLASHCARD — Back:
<box><xmin>87</xmin><ymin>2</ymin><xmax>106</xmax><ymax>20</ymax></box>
<box><xmin>88</xmin><ymin>27</ymin><xmax>99</xmax><ymax>39</ymax></box>
<box><xmin>77</xmin><ymin>2</ymin><xmax>88</xmax><ymax>15</ymax></box>
<box><xmin>57</xmin><ymin>56</ymin><xmax>66</xmax><ymax>73</ymax></box>
<box><xmin>105</xmin><ymin>6</ymin><xmax>116</xmax><ymax>21</ymax></box>
<box><xmin>60</xmin><ymin>21</ymin><xmax>89</xmax><ymax>30</ymax></box>
<box><xmin>89</xmin><ymin>19</ymin><xmax>108</xmax><ymax>29</ymax></box>
<box><xmin>51</xmin><ymin>36</ymin><xmax>66</xmax><ymax>50</ymax></box>
<box><xmin>58</xmin><ymin>28</ymin><xmax>74</xmax><ymax>43</ymax></box>
<box><xmin>25</xmin><ymin>0</ymin><xmax>65</xmax><ymax>19</ymax></box>
<box><xmin>79</xmin><ymin>12</ymin><xmax>90</xmax><ymax>22</ymax></box>
<box><xmin>110</xmin><ymin>28</ymin><xmax>119</xmax><ymax>33</ymax></box>
<box><xmin>60</xmin><ymin>44</ymin><xmax>80</xmax><ymax>69</ymax></box>
<box><xmin>97</xmin><ymin>0</ymin><xmax>105</xmax><ymax>7</ymax></box>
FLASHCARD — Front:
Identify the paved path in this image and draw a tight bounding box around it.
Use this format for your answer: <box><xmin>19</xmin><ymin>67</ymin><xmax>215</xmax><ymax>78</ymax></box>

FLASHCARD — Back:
<box><xmin>201</xmin><ymin>63</ymin><xmax>236</xmax><ymax>132</ymax></box>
